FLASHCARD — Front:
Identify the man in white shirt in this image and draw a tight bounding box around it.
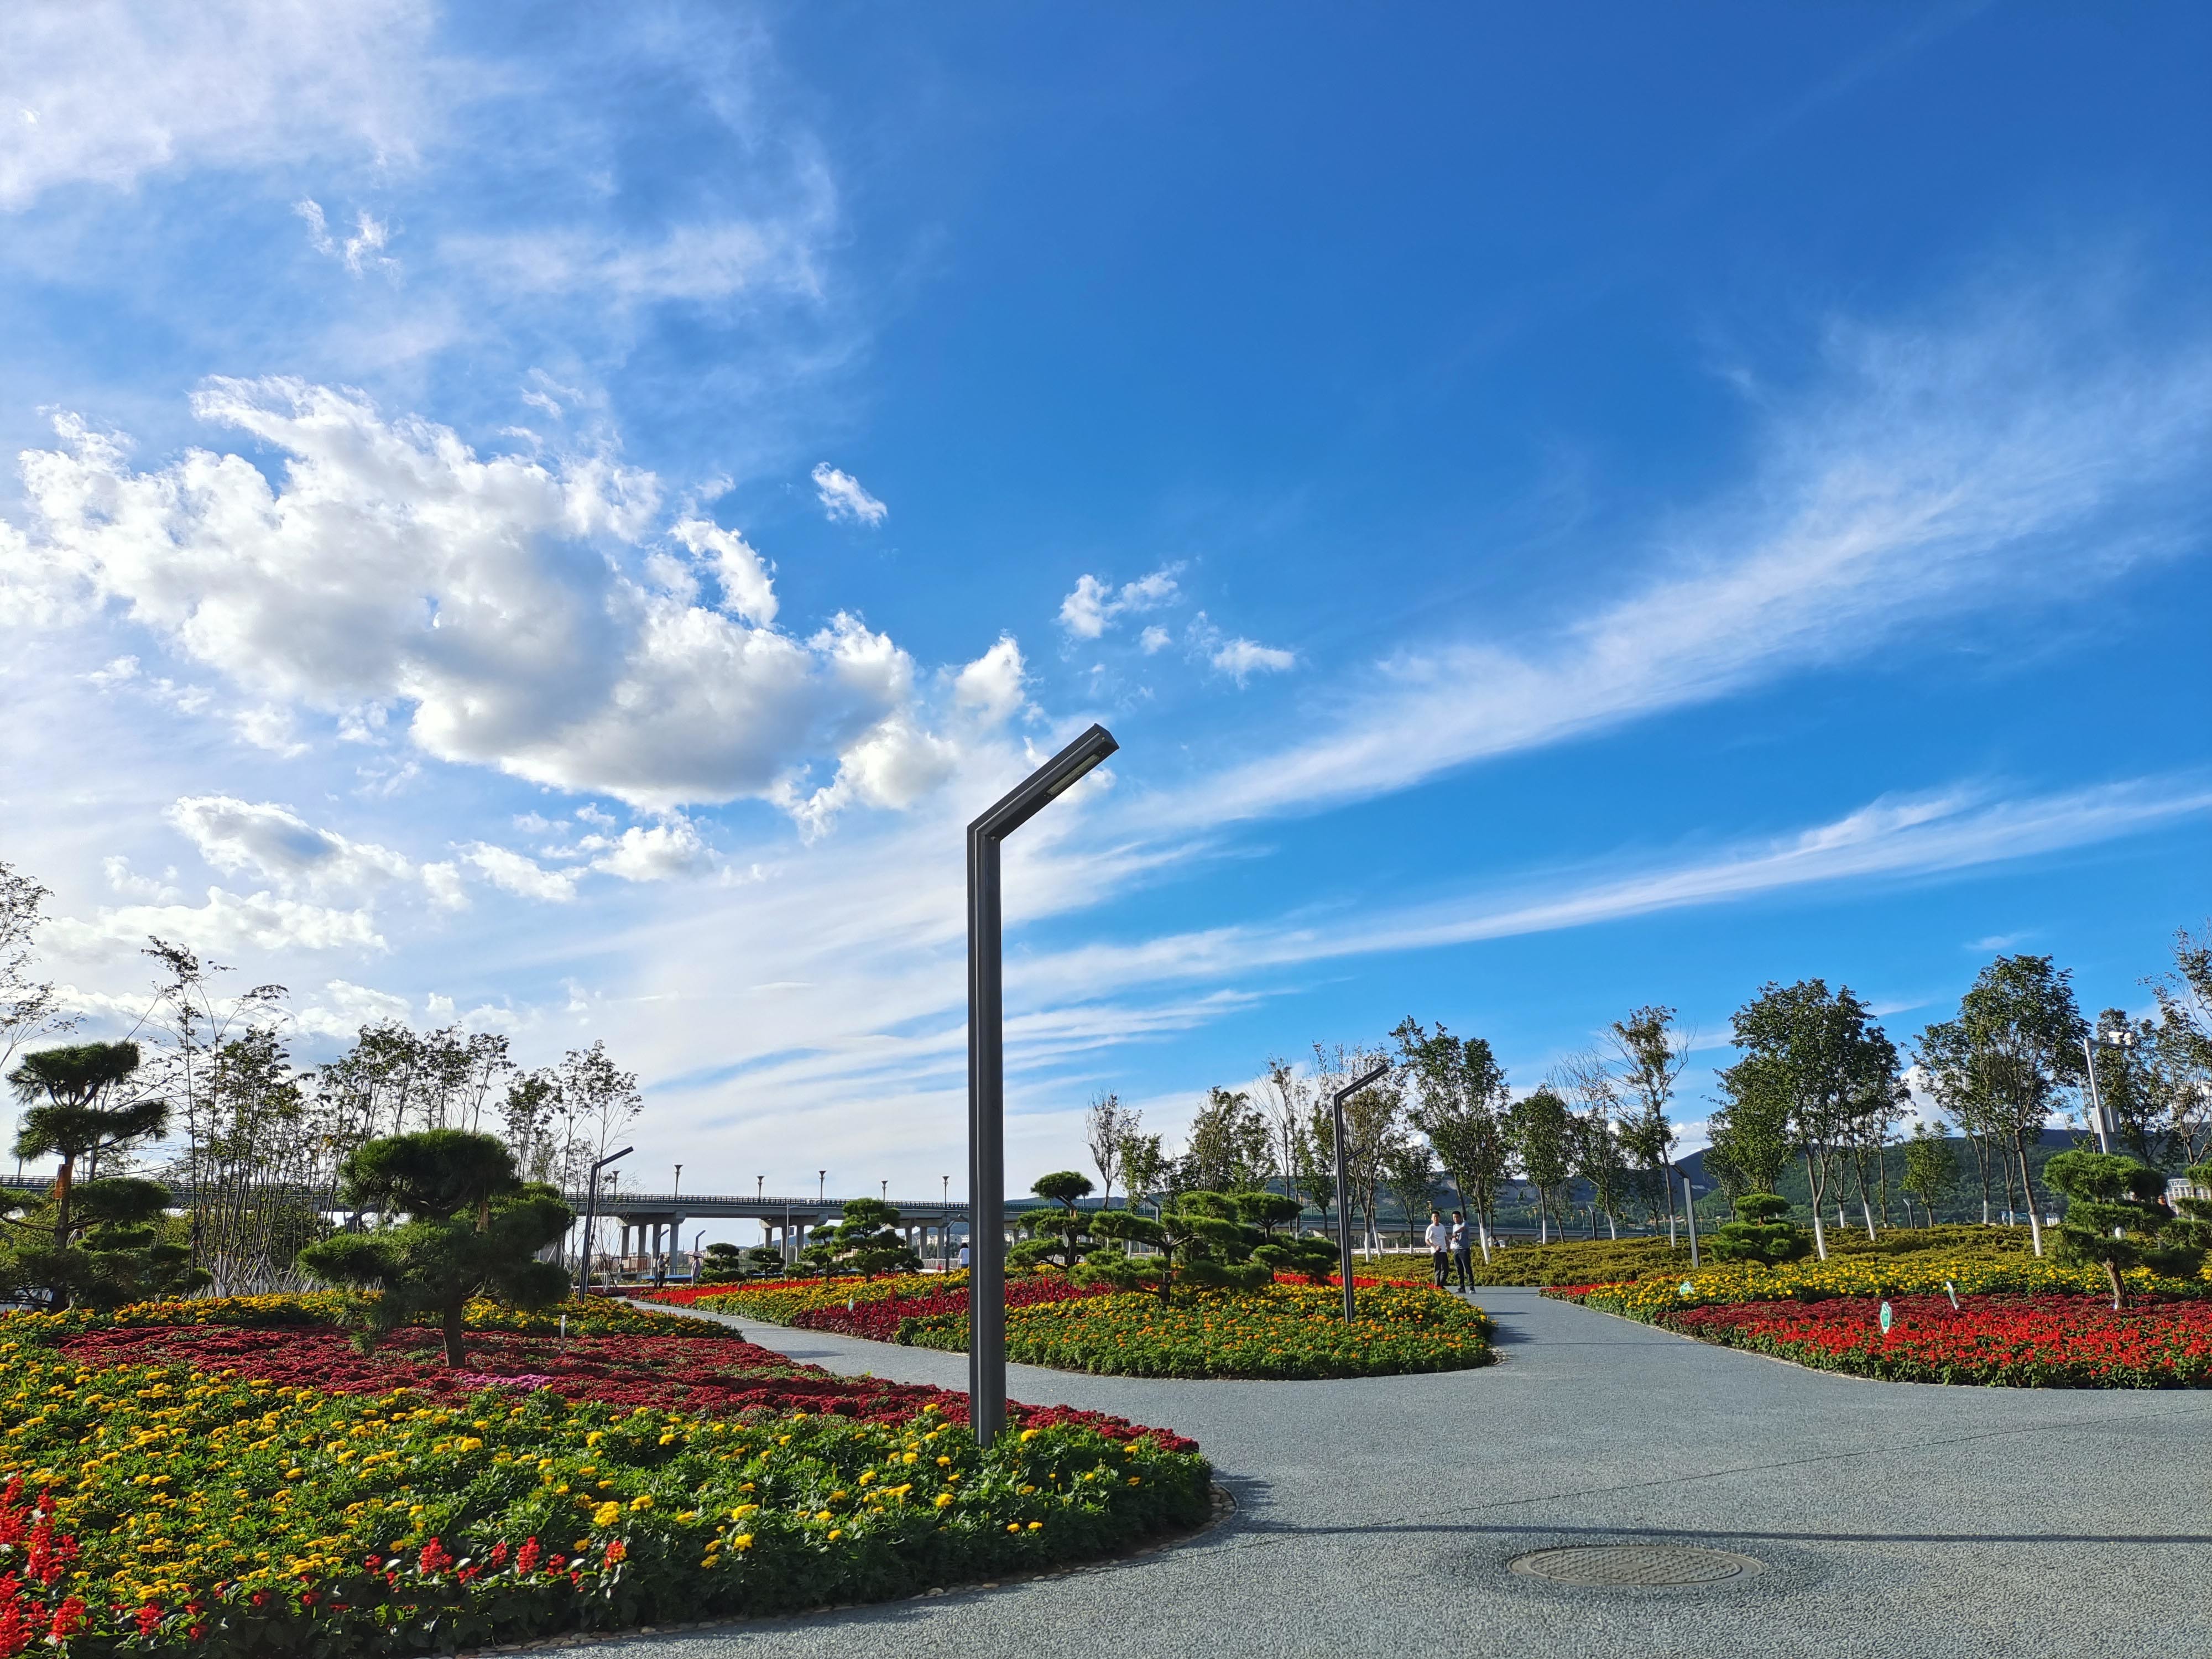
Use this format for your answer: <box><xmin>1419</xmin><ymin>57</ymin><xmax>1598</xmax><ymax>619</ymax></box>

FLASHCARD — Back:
<box><xmin>1423</xmin><ymin>1211</ymin><xmax>1448</xmax><ymax>1287</ymax></box>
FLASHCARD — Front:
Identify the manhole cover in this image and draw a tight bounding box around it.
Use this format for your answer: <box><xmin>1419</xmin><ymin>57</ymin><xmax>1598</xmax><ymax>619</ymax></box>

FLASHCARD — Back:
<box><xmin>1508</xmin><ymin>1545</ymin><xmax>1765</xmax><ymax>1587</ymax></box>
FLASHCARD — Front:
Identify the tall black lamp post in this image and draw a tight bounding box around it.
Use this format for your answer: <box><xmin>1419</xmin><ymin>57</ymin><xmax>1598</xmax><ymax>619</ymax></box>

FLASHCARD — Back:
<box><xmin>1331</xmin><ymin>1065</ymin><xmax>1390</xmax><ymax>1323</ymax></box>
<box><xmin>968</xmin><ymin>722</ymin><xmax>1119</xmax><ymax>1446</ymax></box>
<box><xmin>575</xmin><ymin>1144</ymin><xmax>633</xmax><ymax>1298</ymax></box>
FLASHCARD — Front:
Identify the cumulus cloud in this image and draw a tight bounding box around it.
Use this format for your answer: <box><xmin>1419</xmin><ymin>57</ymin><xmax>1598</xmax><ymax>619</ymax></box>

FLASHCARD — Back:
<box><xmin>588</xmin><ymin>818</ymin><xmax>711</xmax><ymax>882</ymax></box>
<box><xmin>810</xmin><ymin>463</ymin><xmax>886</xmax><ymax>526</ymax></box>
<box><xmin>1185</xmin><ymin>612</ymin><xmax>1294</xmax><ymax>685</ymax></box>
<box><xmin>460</xmin><ymin>843</ymin><xmax>580</xmax><ymax>903</ymax></box>
<box><xmin>952</xmin><ymin>637</ymin><xmax>1027</xmax><ymax>726</ymax></box>
<box><xmin>1057</xmin><ymin>567</ymin><xmax>1181</xmax><ymax>639</ymax></box>
<box><xmin>167</xmin><ymin>796</ymin><xmax>414</xmax><ymax>897</ymax></box>
<box><xmin>1138</xmin><ymin>625</ymin><xmax>1171</xmax><ymax>654</ymax></box>
<box><xmin>44</xmin><ymin>888</ymin><xmax>387</xmax><ymax>959</ymax></box>
<box><xmin>1</xmin><ymin>379</ymin><xmax>961</xmax><ymax>816</ymax></box>
<box><xmin>296</xmin><ymin>978</ymin><xmax>413</xmax><ymax>1039</ymax></box>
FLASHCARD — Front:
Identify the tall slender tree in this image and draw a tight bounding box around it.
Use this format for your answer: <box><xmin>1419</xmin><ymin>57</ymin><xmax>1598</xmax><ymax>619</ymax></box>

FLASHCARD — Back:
<box><xmin>1608</xmin><ymin>1007</ymin><xmax>1689</xmax><ymax>1240</ymax></box>
<box><xmin>1919</xmin><ymin>955</ymin><xmax>2086</xmax><ymax>1259</ymax></box>
<box><xmin>1392</xmin><ymin>1018</ymin><xmax>1512</xmax><ymax>1261</ymax></box>
<box><xmin>1728</xmin><ymin>979</ymin><xmax>1898</xmax><ymax>1261</ymax></box>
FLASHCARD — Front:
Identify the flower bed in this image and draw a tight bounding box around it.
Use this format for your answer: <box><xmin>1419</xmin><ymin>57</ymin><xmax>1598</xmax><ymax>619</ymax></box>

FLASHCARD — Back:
<box><xmin>1547</xmin><ymin>1251</ymin><xmax>2203</xmax><ymax>1322</ymax></box>
<box><xmin>902</xmin><ymin>1284</ymin><xmax>1494</xmax><ymax>1379</ymax></box>
<box><xmin>0</xmin><ymin>1298</ymin><xmax>1211</xmax><ymax>1654</ymax></box>
<box><xmin>3</xmin><ymin>1291</ymin><xmax>680</xmax><ymax>1344</ymax></box>
<box><xmin>1662</xmin><ymin>1293</ymin><xmax>2212</xmax><ymax>1386</ymax></box>
<box><xmin>678</xmin><ymin>1274</ymin><xmax>933</xmax><ymax>1324</ymax></box>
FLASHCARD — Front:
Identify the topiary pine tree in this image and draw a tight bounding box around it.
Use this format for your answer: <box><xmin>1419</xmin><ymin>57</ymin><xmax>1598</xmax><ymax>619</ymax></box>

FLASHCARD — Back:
<box><xmin>1081</xmin><ymin>1190</ymin><xmax>1272</xmax><ymax>1304</ymax></box>
<box><xmin>1009</xmin><ymin>1171</ymin><xmax>1095</xmax><ymax>1272</ymax></box>
<box><xmin>4</xmin><ymin>1041</ymin><xmax>197</xmax><ymax>1310</ymax></box>
<box><xmin>795</xmin><ymin>1197</ymin><xmax>922</xmax><ymax>1279</ymax></box>
<box><xmin>1707</xmin><ymin>1192</ymin><xmax>1812</xmax><ymax>1266</ymax></box>
<box><xmin>2043</xmin><ymin>1150</ymin><xmax>2203</xmax><ymax>1307</ymax></box>
<box><xmin>297</xmin><ymin>1129</ymin><xmax>573</xmax><ymax>1366</ymax></box>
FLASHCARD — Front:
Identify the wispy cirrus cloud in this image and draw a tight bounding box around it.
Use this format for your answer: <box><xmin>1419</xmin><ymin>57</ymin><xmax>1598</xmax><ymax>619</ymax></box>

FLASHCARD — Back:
<box><xmin>1160</xmin><ymin>288</ymin><xmax>2212</xmax><ymax>828</ymax></box>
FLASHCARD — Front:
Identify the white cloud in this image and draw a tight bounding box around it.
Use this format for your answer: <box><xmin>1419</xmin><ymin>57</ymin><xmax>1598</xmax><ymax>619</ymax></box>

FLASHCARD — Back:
<box><xmin>1057</xmin><ymin>566</ymin><xmax>1182</xmax><ymax>639</ymax></box>
<box><xmin>1168</xmin><ymin>291</ymin><xmax>2212</xmax><ymax>828</ymax></box>
<box><xmin>670</xmin><ymin>517</ymin><xmax>777</xmax><ymax>625</ymax></box>
<box><xmin>1209</xmin><ymin>635</ymin><xmax>1296</xmax><ymax>685</ymax></box>
<box><xmin>1029</xmin><ymin>776</ymin><xmax>2212</xmax><ymax>1001</ymax></box>
<box><xmin>952</xmin><ymin>637</ymin><xmax>1026</xmax><ymax>726</ymax></box>
<box><xmin>296</xmin><ymin>978</ymin><xmax>413</xmax><ymax>1039</ymax></box>
<box><xmin>299</xmin><ymin>200</ymin><xmax>400</xmax><ymax>279</ymax></box>
<box><xmin>460</xmin><ymin>843</ymin><xmax>580</xmax><ymax>903</ymax></box>
<box><xmin>446</xmin><ymin>208</ymin><xmax>831</xmax><ymax>306</ymax></box>
<box><xmin>0</xmin><ymin>3</ymin><xmax>441</xmax><ymax>211</ymax></box>
<box><xmin>419</xmin><ymin>861</ymin><xmax>468</xmax><ymax>911</ymax></box>
<box><xmin>101</xmin><ymin>855</ymin><xmax>178</xmax><ymax>903</ymax></box>
<box><xmin>167</xmin><ymin>796</ymin><xmax>412</xmax><ymax>898</ymax></box>
<box><xmin>589</xmin><ymin>818</ymin><xmax>711</xmax><ymax>883</ymax></box>
<box><xmin>2</xmin><ymin>379</ymin><xmax>961</xmax><ymax>815</ymax></box>
<box><xmin>810</xmin><ymin>463</ymin><xmax>886</xmax><ymax>527</ymax></box>
<box><xmin>45</xmin><ymin>888</ymin><xmax>387</xmax><ymax>959</ymax></box>
<box><xmin>1138</xmin><ymin>625</ymin><xmax>1171</xmax><ymax>654</ymax></box>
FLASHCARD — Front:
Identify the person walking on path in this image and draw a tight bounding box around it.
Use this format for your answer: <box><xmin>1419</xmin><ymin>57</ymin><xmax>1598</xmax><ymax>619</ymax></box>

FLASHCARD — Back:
<box><xmin>1423</xmin><ymin>1211</ymin><xmax>1449</xmax><ymax>1287</ymax></box>
<box><xmin>1449</xmin><ymin>1211</ymin><xmax>1475</xmax><ymax>1291</ymax></box>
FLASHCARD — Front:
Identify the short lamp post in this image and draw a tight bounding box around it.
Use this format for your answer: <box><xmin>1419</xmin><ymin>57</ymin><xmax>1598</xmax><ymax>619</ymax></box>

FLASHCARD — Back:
<box><xmin>575</xmin><ymin>1145</ymin><xmax>634</xmax><ymax>1299</ymax></box>
<box><xmin>1331</xmin><ymin>1063</ymin><xmax>1391</xmax><ymax>1323</ymax></box>
<box><xmin>968</xmin><ymin>722</ymin><xmax>1119</xmax><ymax>1446</ymax></box>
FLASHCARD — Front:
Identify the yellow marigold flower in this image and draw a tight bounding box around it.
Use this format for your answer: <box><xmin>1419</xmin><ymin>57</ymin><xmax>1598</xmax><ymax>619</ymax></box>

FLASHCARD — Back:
<box><xmin>593</xmin><ymin>1502</ymin><xmax>622</xmax><ymax>1527</ymax></box>
<box><xmin>1019</xmin><ymin>1428</ymin><xmax>1039</xmax><ymax>1442</ymax></box>
<box><xmin>1027</xmin><ymin>1521</ymin><xmax>1044</xmax><ymax>1532</ymax></box>
<box><xmin>734</xmin><ymin>1533</ymin><xmax>754</xmax><ymax>1550</ymax></box>
<box><xmin>828</xmin><ymin>1528</ymin><xmax>843</xmax><ymax>1541</ymax></box>
<box><xmin>934</xmin><ymin>1493</ymin><xmax>954</xmax><ymax>1509</ymax></box>
<box><xmin>629</xmin><ymin>1494</ymin><xmax>653</xmax><ymax>1512</ymax></box>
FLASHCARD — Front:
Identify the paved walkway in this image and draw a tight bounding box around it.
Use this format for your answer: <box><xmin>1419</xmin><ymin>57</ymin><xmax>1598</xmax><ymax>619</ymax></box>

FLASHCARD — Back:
<box><xmin>586</xmin><ymin>1290</ymin><xmax>2212</xmax><ymax>1658</ymax></box>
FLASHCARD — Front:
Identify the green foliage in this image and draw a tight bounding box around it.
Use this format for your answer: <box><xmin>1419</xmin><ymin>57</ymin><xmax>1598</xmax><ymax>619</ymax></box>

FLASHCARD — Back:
<box><xmin>1707</xmin><ymin>1191</ymin><xmax>1812</xmax><ymax>1266</ymax></box>
<box><xmin>1081</xmin><ymin>1190</ymin><xmax>1272</xmax><ymax>1303</ymax></box>
<box><xmin>1010</xmin><ymin>1173</ymin><xmax>1099</xmax><ymax>1272</ymax></box>
<box><xmin>2043</xmin><ymin>1150</ymin><xmax>2203</xmax><ymax>1301</ymax></box>
<box><xmin>794</xmin><ymin>1197</ymin><xmax>924</xmax><ymax>1280</ymax></box>
<box><xmin>1901</xmin><ymin>1121</ymin><xmax>1958</xmax><ymax>1220</ymax></box>
<box><xmin>297</xmin><ymin>1129</ymin><xmax>573</xmax><ymax>1366</ymax></box>
<box><xmin>4</xmin><ymin>1039</ymin><xmax>194</xmax><ymax>1309</ymax></box>
<box><xmin>1393</xmin><ymin>1016</ymin><xmax>1512</xmax><ymax>1234</ymax></box>
<box><xmin>1507</xmin><ymin>1088</ymin><xmax>1573</xmax><ymax>1233</ymax></box>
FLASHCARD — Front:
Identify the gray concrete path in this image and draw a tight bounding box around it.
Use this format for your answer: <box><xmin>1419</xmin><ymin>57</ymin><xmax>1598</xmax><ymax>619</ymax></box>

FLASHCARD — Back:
<box><xmin>586</xmin><ymin>1290</ymin><xmax>2212</xmax><ymax>1658</ymax></box>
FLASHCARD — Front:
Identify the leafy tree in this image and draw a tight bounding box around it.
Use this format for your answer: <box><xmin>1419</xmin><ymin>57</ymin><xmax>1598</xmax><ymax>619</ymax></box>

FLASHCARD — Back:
<box><xmin>1083</xmin><ymin>1094</ymin><xmax>1136</xmax><ymax>1208</ymax></box>
<box><xmin>1118</xmin><ymin>1131</ymin><xmax>1167</xmax><ymax>1213</ymax></box>
<box><xmin>1919</xmin><ymin>955</ymin><xmax>2086</xmax><ymax>1258</ymax></box>
<box><xmin>1258</xmin><ymin>1057</ymin><xmax>1311</xmax><ymax>1211</ymax></box>
<box><xmin>1010</xmin><ymin>1171</ymin><xmax>1094</xmax><ymax>1272</ymax></box>
<box><xmin>7</xmin><ymin>1042</ymin><xmax>176</xmax><ymax>1308</ymax></box>
<box><xmin>1705</xmin><ymin>1052</ymin><xmax>1792</xmax><ymax>1197</ymax></box>
<box><xmin>1379</xmin><ymin>1134</ymin><xmax>1438</xmax><ymax>1249</ymax></box>
<box><xmin>1608</xmin><ymin>1008</ymin><xmax>1688</xmax><ymax>1237</ymax></box>
<box><xmin>2043</xmin><ymin>1150</ymin><xmax>2201</xmax><ymax>1306</ymax></box>
<box><xmin>1507</xmin><ymin>1087</ymin><xmax>1573</xmax><ymax>1242</ymax></box>
<box><xmin>1393</xmin><ymin>1018</ymin><xmax>1511</xmax><ymax>1259</ymax></box>
<box><xmin>1292</xmin><ymin>1100</ymin><xmax>1338</xmax><ymax>1234</ymax></box>
<box><xmin>2147</xmin><ymin>925</ymin><xmax>2212</xmax><ymax>1163</ymax></box>
<box><xmin>1568</xmin><ymin>1104</ymin><xmax>1632</xmax><ymax>1240</ymax></box>
<box><xmin>1901</xmin><ymin>1121</ymin><xmax>1957</xmax><ymax>1225</ymax></box>
<box><xmin>1707</xmin><ymin>1193</ymin><xmax>1811</xmax><ymax>1265</ymax></box>
<box><xmin>0</xmin><ymin>862</ymin><xmax>75</xmax><ymax>1076</ymax></box>
<box><xmin>1182</xmin><ymin>1087</ymin><xmax>1274</xmax><ymax>1191</ymax></box>
<box><xmin>297</xmin><ymin>1129</ymin><xmax>573</xmax><ymax>1366</ymax></box>
<box><xmin>1729</xmin><ymin>979</ymin><xmax>1899</xmax><ymax>1260</ymax></box>
<box><xmin>1313</xmin><ymin>1044</ymin><xmax>1402</xmax><ymax>1252</ymax></box>
<box><xmin>797</xmin><ymin>1197</ymin><xmax>922</xmax><ymax>1279</ymax></box>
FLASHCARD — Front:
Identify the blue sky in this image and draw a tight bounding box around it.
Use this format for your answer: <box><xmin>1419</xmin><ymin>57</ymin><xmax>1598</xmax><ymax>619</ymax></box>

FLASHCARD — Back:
<box><xmin>2</xmin><ymin>2</ymin><xmax>2206</xmax><ymax>1211</ymax></box>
